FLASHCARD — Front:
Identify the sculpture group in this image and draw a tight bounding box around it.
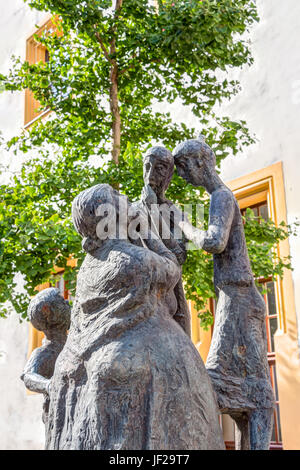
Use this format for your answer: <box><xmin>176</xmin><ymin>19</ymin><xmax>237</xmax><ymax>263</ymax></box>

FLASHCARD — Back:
<box><xmin>22</xmin><ymin>137</ymin><xmax>274</xmax><ymax>450</ymax></box>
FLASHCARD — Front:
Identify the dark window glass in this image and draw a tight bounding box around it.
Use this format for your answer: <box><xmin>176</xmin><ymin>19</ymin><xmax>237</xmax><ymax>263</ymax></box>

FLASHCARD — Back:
<box><xmin>269</xmin><ymin>317</ymin><xmax>278</xmax><ymax>353</ymax></box>
<box><xmin>259</xmin><ymin>203</ymin><xmax>269</xmax><ymax>221</ymax></box>
<box><xmin>267</xmin><ymin>281</ymin><xmax>277</xmax><ymax>316</ymax></box>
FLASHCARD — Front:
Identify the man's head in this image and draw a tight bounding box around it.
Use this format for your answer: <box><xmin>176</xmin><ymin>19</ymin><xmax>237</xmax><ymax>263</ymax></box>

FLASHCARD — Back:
<box><xmin>173</xmin><ymin>138</ymin><xmax>216</xmax><ymax>187</ymax></box>
<box><xmin>28</xmin><ymin>288</ymin><xmax>70</xmax><ymax>334</ymax></box>
<box><xmin>143</xmin><ymin>146</ymin><xmax>174</xmax><ymax>194</ymax></box>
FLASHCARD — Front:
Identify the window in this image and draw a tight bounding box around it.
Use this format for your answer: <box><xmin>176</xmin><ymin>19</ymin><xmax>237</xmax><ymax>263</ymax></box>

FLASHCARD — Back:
<box><xmin>223</xmin><ymin>161</ymin><xmax>295</xmax><ymax>450</ymax></box>
<box><xmin>190</xmin><ymin>162</ymin><xmax>296</xmax><ymax>449</ymax></box>
<box><xmin>243</xmin><ymin>200</ymin><xmax>282</xmax><ymax>448</ymax></box>
<box><xmin>24</xmin><ymin>16</ymin><xmax>58</xmax><ymax>127</ymax></box>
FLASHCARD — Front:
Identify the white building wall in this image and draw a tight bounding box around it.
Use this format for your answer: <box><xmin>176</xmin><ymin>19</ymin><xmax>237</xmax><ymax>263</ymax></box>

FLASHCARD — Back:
<box><xmin>0</xmin><ymin>0</ymin><xmax>46</xmax><ymax>450</ymax></box>
<box><xmin>219</xmin><ymin>0</ymin><xmax>300</xmax><ymax>335</ymax></box>
<box><xmin>0</xmin><ymin>313</ymin><xmax>44</xmax><ymax>450</ymax></box>
<box><xmin>0</xmin><ymin>0</ymin><xmax>299</xmax><ymax>450</ymax></box>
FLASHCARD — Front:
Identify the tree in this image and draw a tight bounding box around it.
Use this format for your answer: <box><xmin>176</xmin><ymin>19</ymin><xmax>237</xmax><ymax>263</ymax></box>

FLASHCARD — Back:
<box><xmin>0</xmin><ymin>0</ymin><xmax>294</xmax><ymax>325</ymax></box>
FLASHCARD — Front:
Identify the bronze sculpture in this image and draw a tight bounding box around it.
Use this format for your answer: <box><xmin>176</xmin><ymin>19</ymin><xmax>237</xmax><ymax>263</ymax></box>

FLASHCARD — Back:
<box><xmin>21</xmin><ymin>136</ymin><xmax>275</xmax><ymax>451</ymax></box>
<box><xmin>136</xmin><ymin>146</ymin><xmax>191</xmax><ymax>336</ymax></box>
<box><xmin>173</xmin><ymin>137</ymin><xmax>275</xmax><ymax>450</ymax></box>
<box><xmin>44</xmin><ymin>184</ymin><xmax>224</xmax><ymax>450</ymax></box>
<box><xmin>21</xmin><ymin>288</ymin><xmax>70</xmax><ymax>426</ymax></box>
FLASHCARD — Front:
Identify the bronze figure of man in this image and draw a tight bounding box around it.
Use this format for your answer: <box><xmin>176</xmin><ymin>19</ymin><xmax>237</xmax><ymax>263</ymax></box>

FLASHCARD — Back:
<box><xmin>136</xmin><ymin>146</ymin><xmax>191</xmax><ymax>337</ymax></box>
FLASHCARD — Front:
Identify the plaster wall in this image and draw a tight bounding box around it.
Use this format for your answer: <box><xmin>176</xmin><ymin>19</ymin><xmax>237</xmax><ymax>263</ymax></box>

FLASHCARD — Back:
<box><xmin>219</xmin><ymin>0</ymin><xmax>300</xmax><ymax>332</ymax></box>
<box><xmin>213</xmin><ymin>0</ymin><xmax>300</xmax><ymax>448</ymax></box>
<box><xmin>0</xmin><ymin>0</ymin><xmax>46</xmax><ymax>450</ymax></box>
<box><xmin>0</xmin><ymin>0</ymin><xmax>300</xmax><ymax>450</ymax></box>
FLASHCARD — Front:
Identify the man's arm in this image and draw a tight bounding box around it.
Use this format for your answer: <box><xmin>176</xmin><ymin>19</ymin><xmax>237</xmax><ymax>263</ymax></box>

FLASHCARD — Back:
<box><xmin>140</xmin><ymin>185</ymin><xmax>186</xmax><ymax>263</ymax></box>
<box><xmin>177</xmin><ymin>190</ymin><xmax>235</xmax><ymax>254</ymax></box>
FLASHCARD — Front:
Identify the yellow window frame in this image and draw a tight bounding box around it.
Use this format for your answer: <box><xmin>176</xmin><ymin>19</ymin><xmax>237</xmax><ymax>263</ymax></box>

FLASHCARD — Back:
<box><xmin>227</xmin><ymin>161</ymin><xmax>294</xmax><ymax>335</ymax></box>
<box><xmin>24</xmin><ymin>15</ymin><xmax>59</xmax><ymax>128</ymax></box>
<box><xmin>226</xmin><ymin>161</ymin><xmax>299</xmax><ymax>449</ymax></box>
<box><xmin>191</xmin><ymin>161</ymin><xmax>295</xmax><ymax>359</ymax></box>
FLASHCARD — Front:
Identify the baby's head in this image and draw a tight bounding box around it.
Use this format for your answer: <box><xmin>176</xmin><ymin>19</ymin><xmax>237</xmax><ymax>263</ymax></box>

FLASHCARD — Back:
<box><xmin>28</xmin><ymin>288</ymin><xmax>70</xmax><ymax>334</ymax></box>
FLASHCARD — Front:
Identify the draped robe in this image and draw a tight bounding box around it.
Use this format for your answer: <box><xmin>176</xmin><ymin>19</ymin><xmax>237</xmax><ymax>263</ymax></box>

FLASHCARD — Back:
<box><xmin>46</xmin><ymin>239</ymin><xmax>224</xmax><ymax>450</ymax></box>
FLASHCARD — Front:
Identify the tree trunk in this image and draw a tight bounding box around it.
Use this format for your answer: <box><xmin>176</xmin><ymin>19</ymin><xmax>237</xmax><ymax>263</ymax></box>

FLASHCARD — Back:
<box><xmin>109</xmin><ymin>0</ymin><xmax>123</xmax><ymax>164</ymax></box>
<box><xmin>110</xmin><ymin>65</ymin><xmax>121</xmax><ymax>164</ymax></box>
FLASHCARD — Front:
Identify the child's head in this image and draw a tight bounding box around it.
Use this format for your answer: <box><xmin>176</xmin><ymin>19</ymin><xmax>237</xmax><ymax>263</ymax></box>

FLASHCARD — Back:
<box><xmin>173</xmin><ymin>138</ymin><xmax>216</xmax><ymax>188</ymax></box>
<box><xmin>28</xmin><ymin>288</ymin><xmax>70</xmax><ymax>333</ymax></box>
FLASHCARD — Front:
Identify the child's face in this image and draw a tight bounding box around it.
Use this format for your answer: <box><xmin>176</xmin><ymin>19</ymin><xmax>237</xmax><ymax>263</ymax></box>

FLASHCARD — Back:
<box><xmin>176</xmin><ymin>155</ymin><xmax>206</xmax><ymax>187</ymax></box>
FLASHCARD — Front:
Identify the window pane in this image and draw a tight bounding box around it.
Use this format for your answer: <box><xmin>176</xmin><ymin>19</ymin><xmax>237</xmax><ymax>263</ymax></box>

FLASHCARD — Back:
<box><xmin>267</xmin><ymin>282</ymin><xmax>277</xmax><ymax>315</ymax></box>
<box><xmin>258</xmin><ymin>282</ymin><xmax>264</xmax><ymax>295</ymax></box>
<box><xmin>269</xmin><ymin>366</ymin><xmax>282</xmax><ymax>444</ymax></box>
<box><xmin>271</xmin><ymin>416</ymin><xmax>276</xmax><ymax>442</ymax></box>
<box><xmin>269</xmin><ymin>317</ymin><xmax>278</xmax><ymax>353</ymax></box>
<box><xmin>273</xmin><ymin>365</ymin><xmax>279</xmax><ymax>401</ymax></box>
<box><xmin>276</xmin><ymin>403</ymin><xmax>282</xmax><ymax>442</ymax></box>
<box><xmin>259</xmin><ymin>203</ymin><xmax>269</xmax><ymax>221</ymax></box>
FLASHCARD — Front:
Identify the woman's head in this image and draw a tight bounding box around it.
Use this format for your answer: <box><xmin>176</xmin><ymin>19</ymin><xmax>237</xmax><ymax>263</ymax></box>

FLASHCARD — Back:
<box><xmin>72</xmin><ymin>184</ymin><xmax>129</xmax><ymax>252</ymax></box>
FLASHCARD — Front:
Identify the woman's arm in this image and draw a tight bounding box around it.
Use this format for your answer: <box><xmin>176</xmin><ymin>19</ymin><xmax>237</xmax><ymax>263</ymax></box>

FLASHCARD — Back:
<box><xmin>22</xmin><ymin>372</ymin><xmax>51</xmax><ymax>395</ymax></box>
<box><xmin>141</xmin><ymin>232</ymin><xmax>181</xmax><ymax>287</ymax></box>
<box><xmin>128</xmin><ymin>204</ymin><xmax>180</xmax><ymax>286</ymax></box>
<box><xmin>140</xmin><ymin>231</ymin><xmax>179</xmax><ymax>266</ymax></box>
<box><xmin>128</xmin><ymin>204</ymin><xmax>179</xmax><ymax>265</ymax></box>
